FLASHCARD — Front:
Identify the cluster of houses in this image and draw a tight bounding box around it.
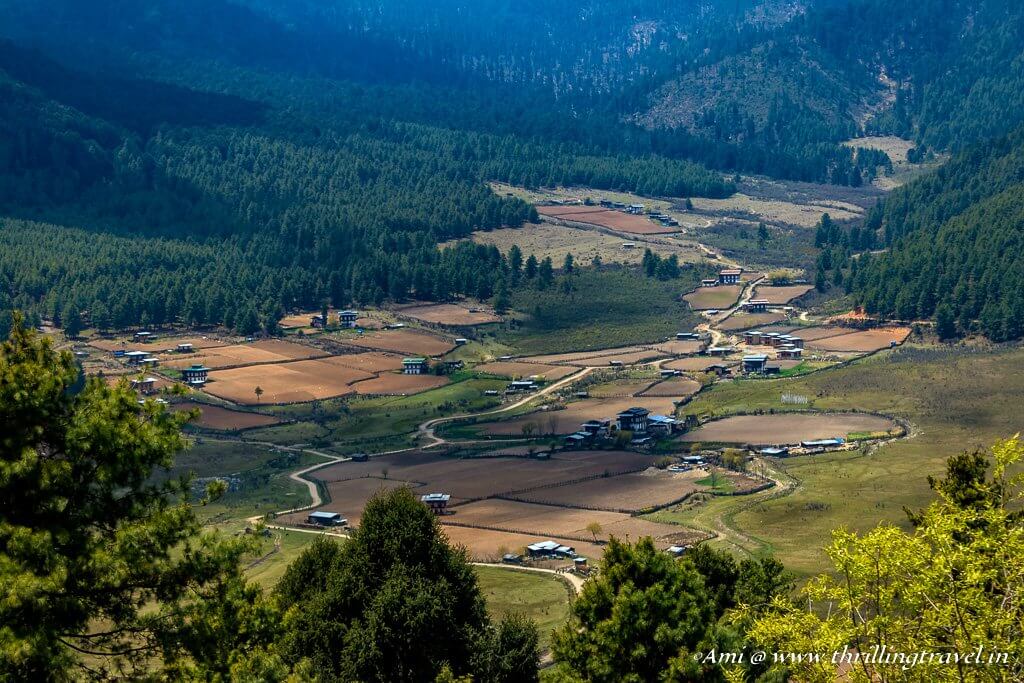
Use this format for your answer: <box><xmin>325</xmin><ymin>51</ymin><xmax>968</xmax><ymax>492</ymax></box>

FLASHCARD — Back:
<box><xmin>744</xmin><ymin>330</ymin><xmax>804</xmax><ymax>361</ymax></box>
<box><xmin>757</xmin><ymin>437</ymin><xmax>846</xmax><ymax>457</ymax></box>
<box><xmin>311</xmin><ymin>309</ymin><xmax>359</xmax><ymax>329</ymax></box>
<box><xmin>563</xmin><ymin>406</ymin><xmax>682</xmax><ymax>449</ymax></box>
<box><xmin>596</xmin><ymin>198</ymin><xmax>680</xmax><ymax>226</ymax></box>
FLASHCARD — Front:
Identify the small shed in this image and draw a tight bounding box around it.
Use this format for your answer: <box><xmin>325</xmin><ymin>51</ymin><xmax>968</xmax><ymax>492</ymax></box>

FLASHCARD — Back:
<box><xmin>307</xmin><ymin>511</ymin><xmax>347</xmax><ymax>527</ymax></box>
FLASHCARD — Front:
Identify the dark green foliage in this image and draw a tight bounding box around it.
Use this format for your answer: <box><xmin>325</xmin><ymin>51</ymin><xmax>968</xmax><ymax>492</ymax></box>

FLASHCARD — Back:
<box><xmin>275</xmin><ymin>488</ymin><xmax>538</xmax><ymax>682</ymax></box>
<box><xmin>0</xmin><ymin>318</ymin><xmax>281</xmax><ymax>678</ymax></box>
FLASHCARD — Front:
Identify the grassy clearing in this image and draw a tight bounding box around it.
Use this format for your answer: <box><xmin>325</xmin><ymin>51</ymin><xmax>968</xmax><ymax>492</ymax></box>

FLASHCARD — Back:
<box><xmin>474</xmin><ymin>566</ymin><xmax>573</xmax><ymax>650</ymax></box>
<box><xmin>667</xmin><ymin>344</ymin><xmax>1024</xmax><ymax>577</ymax></box>
<box><xmin>500</xmin><ymin>267</ymin><xmax>705</xmax><ymax>355</ymax></box>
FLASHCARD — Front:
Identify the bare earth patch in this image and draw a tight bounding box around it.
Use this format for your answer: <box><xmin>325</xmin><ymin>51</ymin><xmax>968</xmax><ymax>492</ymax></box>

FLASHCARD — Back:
<box><xmin>204</xmin><ymin>359</ymin><xmax>374</xmax><ymax>404</ymax></box>
<box><xmin>172</xmin><ymin>402</ymin><xmax>281</xmax><ymax>430</ymax></box>
<box><xmin>684</xmin><ymin>286</ymin><xmax>743</xmax><ymax>310</ymax></box>
<box><xmin>339</xmin><ymin>329</ymin><xmax>455</xmax><ymax>356</ymax></box>
<box><xmin>680</xmin><ymin>412</ymin><xmax>898</xmax><ymax>445</ymax></box>
<box><xmin>537</xmin><ymin>206</ymin><xmax>681</xmax><ymax>235</ymax></box>
<box><xmin>164</xmin><ymin>339</ymin><xmax>326</xmax><ymax>370</ymax></box>
<box><xmin>511</xmin><ymin>469</ymin><xmax>707</xmax><ymax>512</ymax></box>
<box><xmin>805</xmin><ymin>327</ymin><xmax>912</xmax><ymax>352</ymax></box>
<box><xmin>752</xmin><ymin>285</ymin><xmax>814</xmax><ymax>304</ymax></box>
<box><xmin>476</xmin><ymin>361</ymin><xmax>579</xmax><ymax>380</ymax></box>
<box><xmin>640</xmin><ymin>376</ymin><xmax>702</xmax><ymax>398</ymax></box>
<box><xmin>351</xmin><ymin>373</ymin><xmax>449</xmax><ymax>395</ymax></box>
<box><xmin>394</xmin><ymin>302</ymin><xmax>501</xmax><ymax>326</ymax></box>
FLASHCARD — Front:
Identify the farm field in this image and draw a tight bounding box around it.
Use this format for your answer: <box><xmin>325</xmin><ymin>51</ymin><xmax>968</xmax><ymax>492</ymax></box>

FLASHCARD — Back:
<box><xmin>751</xmin><ymin>285</ymin><xmax>813</xmax><ymax>304</ymax></box>
<box><xmin>164</xmin><ymin>339</ymin><xmax>326</xmax><ymax>370</ymax></box>
<box><xmin>449</xmin><ymin>498</ymin><xmax>702</xmax><ymax>547</ymax></box>
<box><xmin>587</xmin><ymin>378</ymin><xmax>659</xmax><ymax>398</ymax></box>
<box><xmin>510</xmin><ymin>469</ymin><xmax>707</xmax><ymax>512</ymax></box>
<box><xmin>652</xmin><ymin>340</ymin><xmax>704</xmax><ymax>355</ymax></box>
<box><xmin>394</xmin><ymin>302</ymin><xmax>500</xmax><ymax>326</ymax></box>
<box><xmin>683</xmin><ymin>285</ymin><xmax>743</xmax><ymax>310</ymax></box>
<box><xmin>350</xmin><ymin>373</ymin><xmax>449</xmax><ymax>395</ymax></box>
<box><xmin>326</xmin><ymin>351</ymin><xmax>406</xmax><ymax>373</ymax></box>
<box><xmin>537</xmin><ymin>206</ymin><xmax>680</xmax><ymax>235</ymax></box>
<box><xmin>663</xmin><ymin>357</ymin><xmax>737</xmax><ymax>372</ymax></box>
<box><xmin>689</xmin><ymin>190</ymin><xmax>863</xmax><ymax>228</ymax></box>
<box><xmin>805</xmin><ymin>327</ymin><xmax>912</xmax><ymax>352</ymax></box>
<box><xmin>679</xmin><ymin>412</ymin><xmax>898</xmax><ymax>444</ymax></box>
<box><xmin>339</xmin><ymin>329</ymin><xmax>455</xmax><ymax>356</ymax></box>
<box><xmin>640</xmin><ymin>376</ymin><xmax>702</xmax><ymax>398</ymax></box>
<box><xmin>205</xmin><ymin>359</ymin><xmax>374</xmax><ymax>404</ymax></box>
<box><xmin>441</xmin><ymin>222</ymin><xmax>700</xmax><ymax>267</ymax></box>
<box><xmin>311</xmin><ymin>450</ymin><xmax>659</xmax><ymax>503</ymax></box>
<box><xmin>475</xmin><ymin>361</ymin><xmax>578</xmax><ymax>380</ymax></box>
<box><xmin>718</xmin><ymin>312</ymin><xmax>789</xmax><ymax>331</ymax></box>
<box><xmin>769</xmin><ymin>325</ymin><xmax>847</xmax><ymax>341</ymax></box>
<box><xmin>441</xmin><ymin>525</ymin><xmax>606</xmax><ymax>562</ymax></box>
<box><xmin>565</xmin><ymin>349</ymin><xmax>665</xmax><ymax>367</ymax></box>
<box><xmin>519</xmin><ymin>345</ymin><xmax>650</xmax><ymax>365</ymax></box>
<box><xmin>476</xmin><ymin>397</ymin><xmax>678</xmax><ymax>436</ymax></box>
<box><xmin>89</xmin><ymin>335</ymin><xmax>230</xmax><ymax>352</ymax></box>
<box><xmin>279</xmin><ymin>477</ymin><xmax>414</xmax><ymax>527</ymax></box>
<box><xmin>173</xmin><ymin>402</ymin><xmax>281</xmax><ymax>430</ymax></box>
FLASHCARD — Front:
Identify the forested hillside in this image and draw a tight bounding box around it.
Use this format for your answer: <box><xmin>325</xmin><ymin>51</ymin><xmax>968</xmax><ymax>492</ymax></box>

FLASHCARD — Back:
<box><xmin>845</xmin><ymin>126</ymin><xmax>1024</xmax><ymax>340</ymax></box>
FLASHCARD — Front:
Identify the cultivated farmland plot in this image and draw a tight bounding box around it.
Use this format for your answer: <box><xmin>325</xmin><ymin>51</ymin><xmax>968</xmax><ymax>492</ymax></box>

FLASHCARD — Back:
<box><xmin>312</xmin><ymin>450</ymin><xmax>661</xmax><ymax>503</ymax></box>
<box><xmin>393</xmin><ymin>302</ymin><xmax>501</xmax><ymax>326</ymax></box>
<box><xmin>716</xmin><ymin>312</ymin><xmax>790</xmax><ymax>331</ymax></box>
<box><xmin>683</xmin><ymin>285</ymin><xmax>743</xmax><ymax>310</ymax></box>
<box><xmin>639</xmin><ymin>376</ymin><xmax>702</xmax><ymax>398</ymax></box>
<box><xmin>171</xmin><ymin>402</ymin><xmax>281</xmax><ymax>430</ymax></box>
<box><xmin>537</xmin><ymin>206</ymin><xmax>681</xmax><ymax>235</ymax></box>
<box><xmin>663</xmin><ymin>357</ymin><xmax>737</xmax><ymax>372</ymax></box>
<box><xmin>805</xmin><ymin>327</ymin><xmax>911</xmax><ymax>352</ymax></box>
<box><xmin>339</xmin><ymin>329</ymin><xmax>455</xmax><ymax>356</ymax></box>
<box><xmin>751</xmin><ymin>285</ymin><xmax>814</xmax><ymax>304</ymax></box>
<box><xmin>204</xmin><ymin>359</ymin><xmax>375</xmax><ymax>404</ymax></box>
<box><xmin>679</xmin><ymin>412</ymin><xmax>898</xmax><ymax>445</ymax></box>
<box><xmin>475</xmin><ymin>361</ymin><xmax>578</xmax><ymax>381</ymax></box>
<box><xmin>510</xmin><ymin>469</ymin><xmax>706</xmax><ymax>512</ymax></box>
<box><xmin>164</xmin><ymin>339</ymin><xmax>326</xmax><ymax>370</ymax></box>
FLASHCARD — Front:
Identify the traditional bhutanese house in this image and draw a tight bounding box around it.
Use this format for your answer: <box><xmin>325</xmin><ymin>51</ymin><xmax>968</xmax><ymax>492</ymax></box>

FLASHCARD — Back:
<box><xmin>660</xmin><ymin>368</ymin><xmax>681</xmax><ymax>378</ymax></box>
<box><xmin>777</xmin><ymin>345</ymin><xmax>802</xmax><ymax>360</ymax></box>
<box><xmin>310</xmin><ymin>314</ymin><xmax>327</xmax><ymax>329</ymax></box>
<box><xmin>707</xmin><ymin>363</ymin><xmax>731</xmax><ymax>376</ymax></box>
<box><xmin>141</xmin><ymin>356</ymin><xmax>159</xmax><ymax>367</ymax></box>
<box><xmin>744</xmin><ymin>299</ymin><xmax>770</xmax><ymax>313</ymax></box>
<box><xmin>761</xmin><ymin>332</ymin><xmax>781</xmax><ymax>346</ymax></box>
<box><xmin>718</xmin><ymin>268</ymin><xmax>742</xmax><ymax>285</ymax></box>
<box><xmin>616</xmin><ymin>407</ymin><xmax>650</xmax><ymax>433</ymax></box>
<box><xmin>339</xmin><ymin>310</ymin><xmax>359</xmax><ymax>328</ymax></box>
<box><xmin>133</xmin><ymin>331</ymin><xmax>153</xmax><ymax>343</ymax></box>
<box><xmin>444</xmin><ymin>359</ymin><xmax>465</xmax><ymax>370</ymax></box>
<box><xmin>420</xmin><ymin>493</ymin><xmax>451</xmax><ymax>514</ymax></box>
<box><xmin>124</xmin><ymin>350</ymin><xmax>149</xmax><ymax>365</ymax></box>
<box><xmin>307</xmin><ymin>511</ymin><xmax>347</xmax><ymax>527</ymax></box>
<box><xmin>647</xmin><ymin>414</ymin><xmax>678</xmax><ymax>436</ymax></box>
<box><xmin>402</xmin><ymin>357</ymin><xmax>429</xmax><ymax>375</ymax></box>
<box><xmin>131</xmin><ymin>377</ymin><xmax>158</xmax><ymax>395</ymax></box>
<box><xmin>742</xmin><ymin>354</ymin><xmax>769</xmax><ymax>373</ymax></box>
<box><xmin>676</xmin><ymin>332</ymin><xmax>701</xmax><ymax>340</ymax></box>
<box><xmin>580</xmin><ymin>419</ymin><xmax>610</xmax><ymax>436</ymax></box>
<box><xmin>181</xmin><ymin>364</ymin><xmax>210</xmax><ymax>386</ymax></box>
<box><xmin>627</xmin><ymin>203</ymin><xmax>645</xmax><ymax>214</ymax></box>
<box><xmin>760</xmin><ymin>446</ymin><xmax>789</xmax><ymax>457</ymax></box>
<box><xmin>564</xmin><ymin>432</ymin><xmax>590</xmax><ymax>448</ymax></box>
<box><xmin>573</xmin><ymin>557</ymin><xmax>589</xmax><ymax>570</ymax></box>
<box><xmin>744</xmin><ymin>330</ymin><xmax>763</xmax><ymax>345</ymax></box>
<box><xmin>507</xmin><ymin>380</ymin><xmax>536</xmax><ymax>393</ymax></box>
<box><xmin>785</xmin><ymin>335</ymin><xmax>804</xmax><ymax>348</ymax></box>
<box><xmin>700</xmin><ymin>278</ymin><xmax>718</xmax><ymax>288</ymax></box>
<box><xmin>175</xmin><ymin>342</ymin><xmax>194</xmax><ymax>353</ymax></box>
<box><xmin>764</xmin><ymin>363</ymin><xmax>782</xmax><ymax>375</ymax></box>
<box><xmin>707</xmin><ymin>346</ymin><xmax>734</xmax><ymax>357</ymax></box>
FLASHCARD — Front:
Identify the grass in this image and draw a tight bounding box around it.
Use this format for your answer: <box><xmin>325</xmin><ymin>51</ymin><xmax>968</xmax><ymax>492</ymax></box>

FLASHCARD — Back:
<box><xmin>499</xmin><ymin>267</ymin><xmax>706</xmax><ymax>355</ymax></box>
<box><xmin>665</xmin><ymin>344</ymin><xmax>1024</xmax><ymax>577</ymax></box>
<box><xmin>474</xmin><ymin>566</ymin><xmax>573</xmax><ymax>650</ymax></box>
<box><xmin>695</xmin><ymin>474</ymin><xmax>736</xmax><ymax>493</ymax></box>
